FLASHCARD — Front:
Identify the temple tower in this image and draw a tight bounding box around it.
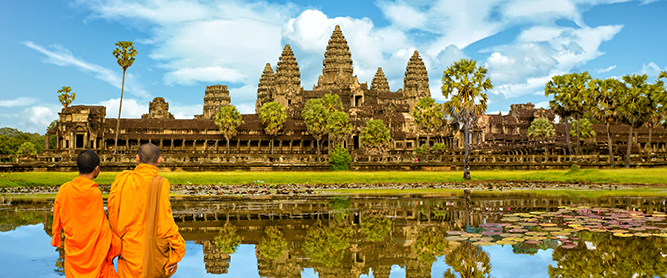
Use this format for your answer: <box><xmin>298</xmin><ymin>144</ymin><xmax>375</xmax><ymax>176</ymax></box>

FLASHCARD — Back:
<box><xmin>195</xmin><ymin>85</ymin><xmax>231</xmax><ymax>119</ymax></box>
<box><xmin>314</xmin><ymin>25</ymin><xmax>359</xmax><ymax>91</ymax></box>
<box><xmin>142</xmin><ymin>97</ymin><xmax>175</xmax><ymax>119</ymax></box>
<box><xmin>403</xmin><ymin>50</ymin><xmax>430</xmax><ymax>106</ymax></box>
<box><xmin>256</xmin><ymin>63</ymin><xmax>277</xmax><ymax>113</ymax></box>
<box><xmin>274</xmin><ymin>44</ymin><xmax>302</xmax><ymax>109</ymax></box>
<box><xmin>370</xmin><ymin>67</ymin><xmax>390</xmax><ymax>93</ymax></box>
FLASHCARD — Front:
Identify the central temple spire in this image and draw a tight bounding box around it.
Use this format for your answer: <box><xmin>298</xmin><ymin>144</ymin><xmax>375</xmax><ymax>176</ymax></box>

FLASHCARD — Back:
<box><xmin>314</xmin><ymin>25</ymin><xmax>358</xmax><ymax>91</ymax></box>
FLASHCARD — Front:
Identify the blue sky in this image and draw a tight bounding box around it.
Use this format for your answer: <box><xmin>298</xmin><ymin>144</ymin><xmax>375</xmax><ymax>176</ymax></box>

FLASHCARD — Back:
<box><xmin>1</xmin><ymin>0</ymin><xmax>666</xmax><ymax>134</ymax></box>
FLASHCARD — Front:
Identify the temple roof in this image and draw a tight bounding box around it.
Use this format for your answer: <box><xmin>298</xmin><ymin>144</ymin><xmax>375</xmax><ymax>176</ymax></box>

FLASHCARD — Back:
<box><xmin>275</xmin><ymin>45</ymin><xmax>301</xmax><ymax>88</ymax></box>
<box><xmin>371</xmin><ymin>67</ymin><xmax>390</xmax><ymax>93</ymax></box>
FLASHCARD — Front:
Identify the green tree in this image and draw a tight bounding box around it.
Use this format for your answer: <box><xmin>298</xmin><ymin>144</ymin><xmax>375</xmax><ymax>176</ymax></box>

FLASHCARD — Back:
<box><xmin>302</xmin><ymin>98</ymin><xmax>328</xmax><ymax>155</ymax></box>
<box><xmin>47</xmin><ymin>120</ymin><xmax>59</xmax><ymax>150</ymax></box>
<box><xmin>545</xmin><ymin>72</ymin><xmax>592</xmax><ymax>156</ymax></box>
<box><xmin>442</xmin><ymin>58</ymin><xmax>492</xmax><ymax>180</ymax></box>
<box><xmin>527</xmin><ymin>118</ymin><xmax>555</xmax><ymax>141</ymax></box>
<box><xmin>618</xmin><ymin>74</ymin><xmax>655</xmax><ymax>168</ymax></box>
<box><xmin>444</xmin><ymin>241</ymin><xmax>492</xmax><ymax>278</ymax></box>
<box><xmin>327</xmin><ymin>110</ymin><xmax>352</xmax><ymax>149</ymax></box>
<box><xmin>412</xmin><ymin>97</ymin><xmax>445</xmax><ymax>149</ymax></box>
<box><xmin>112</xmin><ymin>41</ymin><xmax>137</xmax><ymax>154</ymax></box>
<box><xmin>569</xmin><ymin>118</ymin><xmax>596</xmax><ymax>142</ymax></box>
<box><xmin>302</xmin><ymin>225</ymin><xmax>353</xmax><ymax>267</ymax></box>
<box><xmin>647</xmin><ymin>71</ymin><xmax>667</xmax><ymax>149</ymax></box>
<box><xmin>214</xmin><ymin>105</ymin><xmax>242</xmax><ymax>154</ymax></box>
<box><xmin>360</xmin><ymin>119</ymin><xmax>391</xmax><ymax>155</ymax></box>
<box><xmin>16</xmin><ymin>141</ymin><xmax>37</xmax><ymax>156</ymax></box>
<box><xmin>321</xmin><ymin>94</ymin><xmax>344</xmax><ymax>151</ymax></box>
<box><xmin>257</xmin><ymin>227</ymin><xmax>288</xmax><ymax>260</ymax></box>
<box><xmin>361</xmin><ymin>215</ymin><xmax>391</xmax><ymax>242</ymax></box>
<box><xmin>329</xmin><ymin>144</ymin><xmax>352</xmax><ymax>171</ymax></box>
<box><xmin>57</xmin><ymin>86</ymin><xmax>75</xmax><ymax>108</ymax></box>
<box><xmin>214</xmin><ymin>225</ymin><xmax>242</xmax><ymax>254</ymax></box>
<box><xmin>590</xmin><ymin>78</ymin><xmax>622</xmax><ymax>168</ymax></box>
<box><xmin>259</xmin><ymin>102</ymin><xmax>287</xmax><ymax>154</ymax></box>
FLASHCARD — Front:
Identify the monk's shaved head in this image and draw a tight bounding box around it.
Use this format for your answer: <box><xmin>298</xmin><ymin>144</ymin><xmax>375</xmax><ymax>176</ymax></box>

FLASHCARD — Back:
<box><xmin>138</xmin><ymin>143</ymin><xmax>160</xmax><ymax>165</ymax></box>
<box><xmin>77</xmin><ymin>150</ymin><xmax>100</xmax><ymax>174</ymax></box>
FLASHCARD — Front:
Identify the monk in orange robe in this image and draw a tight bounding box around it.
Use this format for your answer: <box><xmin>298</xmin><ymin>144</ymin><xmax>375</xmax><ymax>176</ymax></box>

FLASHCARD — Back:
<box><xmin>51</xmin><ymin>150</ymin><xmax>121</xmax><ymax>278</ymax></box>
<box><xmin>108</xmin><ymin>143</ymin><xmax>185</xmax><ymax>278</ymax></box>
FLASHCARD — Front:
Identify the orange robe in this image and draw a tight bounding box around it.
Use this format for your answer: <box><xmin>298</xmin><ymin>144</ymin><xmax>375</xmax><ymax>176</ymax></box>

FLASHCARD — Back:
<box><xmin>51</xmin><ymin>176</ymin><xmax>121</xmax><ymax>278</ymax></box>
<box><xmin>108</xmin><ymin>164</ymin><xmax>186</xmax><ymax>278</ymax></box>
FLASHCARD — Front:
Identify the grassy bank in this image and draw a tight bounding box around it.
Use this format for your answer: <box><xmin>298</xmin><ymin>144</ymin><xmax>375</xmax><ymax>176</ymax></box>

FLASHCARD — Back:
<box><xmin>1</xmin><ymin>167</ymin><xmax>666</xmax><ymax>187</ymax></box>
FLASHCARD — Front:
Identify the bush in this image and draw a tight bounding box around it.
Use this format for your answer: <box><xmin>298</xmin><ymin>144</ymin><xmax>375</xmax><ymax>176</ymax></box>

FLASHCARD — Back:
<box><xmin>431</xmin><ymin>143</ymin><xmax>447</xmax><ymax>151</ymax></box>
<box><xmin>415</xmin><ymin>145</ymin><xmax>426</xmax><ymax>154</ymax></box>
<box><xmin>329</xmin><ymin>144</ymin><xmax>351</xmax><ymax>171</ymax></box>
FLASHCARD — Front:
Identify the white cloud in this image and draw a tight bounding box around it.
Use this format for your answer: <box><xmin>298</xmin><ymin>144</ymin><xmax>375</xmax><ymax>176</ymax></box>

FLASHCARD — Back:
<box><xmin>77</xmin><ymin>0</ymin><xmax>293</xmax><ymax>88</ymax></box>
<box><xmin>0</xmin><ymin>97</ymin><xmax>39</xmax><ymax>108</ymax></box>
<box><xmin>17</xmin><ymin>105</ymin><xmax>61</xmax><ymax>134</ymax></box>
<box><xmin>597</xmin><ymin>65</ymin><xmax>616</xmax><ymax>73</ymax></box>
<box><xmin>99</xmin><ymin>98</ymin><xmax>147</xmax><ymax>118</ymax></box>
<box><xmin>640</xmin><ymin>62</ymin><xmax>666</xmax><ymax>78</ymax></box>
<box><xmin>169</xmin><ymin>103</ymin><xmax>202</xmax><ymax>119</ymax></box>
<box><xmin>24</xmin><ymin>41</ymin><xmax>150</xmax><ymax>98</ymax></box>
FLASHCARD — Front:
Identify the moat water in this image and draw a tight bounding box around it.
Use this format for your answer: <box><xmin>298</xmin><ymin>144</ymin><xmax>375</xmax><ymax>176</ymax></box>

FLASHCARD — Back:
<box><xmin>2</xmin><ymin>192</ymin><xmax>667</xmax><ymax>278</ymax></box>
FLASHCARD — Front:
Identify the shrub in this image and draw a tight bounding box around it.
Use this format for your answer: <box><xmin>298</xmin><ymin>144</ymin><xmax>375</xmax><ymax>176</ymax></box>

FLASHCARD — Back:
<box><xmin>415</xmin><ymin>145</ymin><xmax>426</xmax><ymax>154</ymax></box>
<box><xmin>329</xmin><ymin>144</ymin><xmax>351</xmax><ymax>171</ymax></box>
<box><xmin>431</xmin><ymin>143</ymin><xmax>447</xmax><ymax>151</ymax></box>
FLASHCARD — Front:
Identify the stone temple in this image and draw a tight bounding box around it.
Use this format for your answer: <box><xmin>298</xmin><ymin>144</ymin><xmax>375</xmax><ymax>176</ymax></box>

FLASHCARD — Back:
<box><xmin>46</xmin><ymin>25</ymin><xmax>666</xmax><ymax>159</ymax></box>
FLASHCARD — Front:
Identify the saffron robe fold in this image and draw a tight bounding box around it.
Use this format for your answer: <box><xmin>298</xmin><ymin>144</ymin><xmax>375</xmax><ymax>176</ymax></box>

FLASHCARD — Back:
<box><xmin>51</xmin><ymin>176</ymin><xmax>121</xmax><ymax>278</ymax></box>
<box><xmin>108</xmin><ymin>164</ymin><xmax>186</xmax><ymax>278</ymax></box>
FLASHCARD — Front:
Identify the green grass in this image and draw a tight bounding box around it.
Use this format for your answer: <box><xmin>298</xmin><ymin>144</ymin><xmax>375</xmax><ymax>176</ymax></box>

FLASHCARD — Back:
<box><xmin>1</xmin><ymin>168</ymin><xmax>666</xmax><ymax>187</ymax></box>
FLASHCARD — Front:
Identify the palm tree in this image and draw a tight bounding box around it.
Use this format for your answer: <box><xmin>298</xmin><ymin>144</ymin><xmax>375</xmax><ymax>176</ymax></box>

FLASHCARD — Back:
<box><xmin>527</xmin><ymin>118</ymin><xmax>555</xmax><ymax>141</ymax></box>
<box><xmin>214</xmin><ymin>105</ymin><xmax>242</xmax><ymax>154</ymax></box>
<box><xmin>259</xmin><ymin>102</ymin><xmax>287</xmax><ymax>154</ymax></box>
<box><xmin>545</xmin><ymin>72</ymin><xmax>592</xmax><ymax>156</ymax></box>
<box><xmin>590</xmin><ymin>78</ymin><xmax>622</xmax><ymax>167</ymax></box>
<box><xmin>301</xmin><ymin>98</ymin><xmax>328</xmax><ymax>155</ymax></box>
<box><xmin>327</xmin><ymin>110</ymin><xmax>352</xmax><ymax>149</ymax></box>
<box><xmin>442</xmin><ymin>58</ymin><xmax>492</xmax><ymax>180</ymax></box>
<box><xmin>360</xmin><ymin>119</ymin><xmax>391</xmax><ymax>155</ymax></box>
<box><xmin>646</xmin><ymin>71</ymin><xmax>667</xmax><ymax>151</ymax></box>
<box><xmin>112</xmin><ymin>41</ymin><xmax>137</xmax><ymax>154</ymax></box>
<box><xmin>618</xmin><ymin>74</ymin><xmax>653</xmax><ymax>168</ymax></box>
<box><xmin>321</xmin><ymin>94</ymin><xmax>343</xmax><ymax>152</ymax></box>
<box><xmin>444</xmin><ymin>241</ymin><xmax>492</xmax><ymax>278</ymax></box>
<box><xmin>56</xmin><ymin>86</ymin><xmax>75</xmax><ymax>108</ymax></box>
<box><xmin>412</xmin><ymin>97</ymin><xmax>445</xmax><ymax>150</ymax></box>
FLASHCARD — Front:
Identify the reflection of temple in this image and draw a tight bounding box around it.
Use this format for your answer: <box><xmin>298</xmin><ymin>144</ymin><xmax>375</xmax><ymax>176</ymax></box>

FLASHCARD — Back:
<box><xmin>170</xmin><ymin>194</ymin><xmax>667</xmax><ymax>277</ymax></box>
<box><xmin>196</xmin><ymin>240</ymin><xmax>231</xmax><ymax>274</ymax></box>
<box><xmin>3</xmin><ymin>194</ymin><xmax>667</xmax><ymax>278</ymax></box>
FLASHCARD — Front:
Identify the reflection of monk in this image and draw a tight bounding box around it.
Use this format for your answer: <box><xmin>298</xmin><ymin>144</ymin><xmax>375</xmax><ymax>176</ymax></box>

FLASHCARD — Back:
<box><xmin>108</xmin><ymin>143</ymin><xmax>185</xmax><ymax>277</ymax></box>
<box><xmin>51</xmin><ymin>150</ymin><xmax>121</xmax><ymax>277</ymax></box>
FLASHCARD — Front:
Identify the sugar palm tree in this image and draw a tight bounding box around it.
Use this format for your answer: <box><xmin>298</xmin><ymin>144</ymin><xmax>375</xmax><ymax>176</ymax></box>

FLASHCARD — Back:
<box><xmin>360</xmin><ymin>119</ymin><xmax>391</xmax><ymax>155</ymax></box>
<box><xmin>444</xmin><ymin>241</ymin><xmax>492</xmax><ymax>278</ymax></box>
<box><xmin>302</xmin><ymin>98</ymin><xmax>328</xmax><ymax>155</ymax></box>
<box><xmin>112</xmin><ymin>41</ymin><xmax>137</xmax><ymax>154</ymax></box>
<box><xmin>545</xmin><ymin>72</ymin><xmax>591</xmax><ymax>156</ymax></box>
<box><xmin>527</xmin><ymin>118</ymin><xmax>555</xmax><ymax>141</ymax></box>
<box><xmin>412</xmin><ymin>97</ymin><xmax>445</xmax><ymax>150</ymax></box>
<box><xmin>442</xmin><ymin>58</ymin><xmax>492</xmax><ymax>180</ymax></box>
<box><xmin>327</xmin><ymin>110</ymin><xmax>352</xmax><ymax>149</ymax></box>
<box><xmin>214</xmin><ymin>105</ymin><xmax>242</xmax><ymax>154</ymax></box>
<box><xmin>590</xmin><ymin>78</ymin><xmax>622</xmax><ymax>167</ymax></box>
<box><xmin>646</xmin><ymin>71</ymin><xmax>667</xmax><ymax>151</ymax></box>
<box><xmin>618</xmin><ymin>74</ymin><xmax>653</xmax><ymax>168</ymax></box>
<box><xmin>321</xmin><ymin>94</ymin><xmax>343</xmax><ymax>152</ymax></box>
<box><xmin>259</xmin><ymin>102</ymin><xmax>287</xmax><ymax>154</ymax></box>
<box><xmin>56</xmin><ymin>86</ymin><xmax>75</xmax><ymax>108</ymax></box>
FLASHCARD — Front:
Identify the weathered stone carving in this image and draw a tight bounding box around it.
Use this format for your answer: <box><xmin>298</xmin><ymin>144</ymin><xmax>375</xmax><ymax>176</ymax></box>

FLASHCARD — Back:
<box><xmin>195</xmin><ymin>85</ymin><xmax>231</xmax><ymax>120</ymax></box>
<box><xmin>370</xmin><ymin>67</ymin><xmax>390</xmax><ymax>93</ymax></box>
<box><xmin>274</xmin><ymin>45</ymin><xmax>302</xmax><ymax>109</ymax></box>
<box><xmin>403</xmin><ymin>50</ymin><xmax>430</xmax><ymax>104</ymax></box>
<box><xmin>314</xmin><ymin>25</ymin><xmax>360</xmax><ymax>91</ymax></box>
<box><xmin>142</xmin><ymin>97</ymin><xmax>175</xmax><ymax>120</ymax></box>
<box><xmin>256</xmin><ymin>63</ymin><xmax>277</xmax><ymax>113</ymax></box>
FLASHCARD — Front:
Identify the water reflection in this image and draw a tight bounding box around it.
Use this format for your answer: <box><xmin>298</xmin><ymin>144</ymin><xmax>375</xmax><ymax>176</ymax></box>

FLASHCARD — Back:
<box><xmin>1</xmin><ymin>193</ymin><xmax>666</xmax><ymax>277</ymax></box>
